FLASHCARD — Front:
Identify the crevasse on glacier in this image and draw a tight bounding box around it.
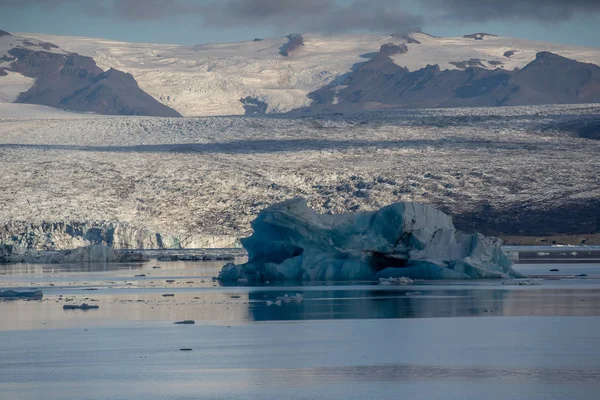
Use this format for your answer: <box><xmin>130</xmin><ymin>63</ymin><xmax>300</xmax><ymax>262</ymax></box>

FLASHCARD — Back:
<box><xmin>218</xmin><ymin>198</ymin><xmax>525</xmax><ymax>282</ymax></box>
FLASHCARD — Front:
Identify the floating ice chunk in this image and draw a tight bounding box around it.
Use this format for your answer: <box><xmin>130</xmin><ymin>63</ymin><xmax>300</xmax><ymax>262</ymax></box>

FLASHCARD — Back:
<box><xmin>502</xmin><ymin>279</ymin><xmax>542</xmax><ymax>286</ymax></box>
<box><xmin>63</xmin><ymin>303</ymin><xmax>99</xmax><ymax>310</ymax></box>
<box><xmin>0</xmin><ymin>290</ymin><xmax>43</xmax><ymax>299</ymax></box>
<box><xmin>276</xmin><ymin>293</ymin><xmax>303</xmax><ymax>302</ymax></box>
<box><xmin>218</xmin><ymin>198</ymin><xmax>524</xmax><ymax>283</ymax></box>
<box><xmin>378</xmin><ymin>277</ymin><xmax>414</xmax><ymax>285</ymax></box>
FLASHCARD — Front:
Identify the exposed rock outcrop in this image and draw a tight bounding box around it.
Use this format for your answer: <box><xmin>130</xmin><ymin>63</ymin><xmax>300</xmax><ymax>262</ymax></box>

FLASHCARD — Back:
<box><xmin>241</xmin><ymin>96</ymin><xmax>268</xmax><ymax>115</ymax></box>
<box><xmin>299</xmin><ymin>51</ymin><xmax>600</xmax><ymax>113</ymax></box>
<box><xmin>449</xmin><ymin>59</ymin><xmax>486</xmax><ymax>69</ymax></box>
<box><xmin>7</xmin><ymin>47</ymin><xmax>181</xmax><ymax>117</ymax></box>
<box><xmin>279</xmin><ymin>34</ymin><xmax>304</xmax><ymax>57</ymax></box>
<box><xmin>380</xmin><ymin>43</ymin><xmax>408</xmax><ymax>56</ymax></box>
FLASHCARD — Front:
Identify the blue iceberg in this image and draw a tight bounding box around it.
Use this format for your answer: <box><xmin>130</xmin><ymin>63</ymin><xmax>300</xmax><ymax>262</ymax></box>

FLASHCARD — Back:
<box><xmin>218</xmin><ymin>198</ymin><xmax>524</xmax><ymax>282</ymax></box>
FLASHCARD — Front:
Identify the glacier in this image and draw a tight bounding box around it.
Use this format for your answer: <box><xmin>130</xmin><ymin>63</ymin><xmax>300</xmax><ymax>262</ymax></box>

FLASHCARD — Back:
<box><xmin>218</xmin><ymin>198</ymin><xmax>524</xmax><ymax>282</ymax></box>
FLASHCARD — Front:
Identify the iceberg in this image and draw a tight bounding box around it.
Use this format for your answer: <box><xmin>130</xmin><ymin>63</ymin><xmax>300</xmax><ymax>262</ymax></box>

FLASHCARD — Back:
<box><xmin>218</xmin><ymin>198</ymin><xmax>524</xmax><ymax>283</ymax></box>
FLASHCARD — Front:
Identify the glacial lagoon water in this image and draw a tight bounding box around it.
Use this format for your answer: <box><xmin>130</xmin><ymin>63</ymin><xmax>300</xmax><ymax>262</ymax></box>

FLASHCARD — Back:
<box><xmin>1</xmin><ymin>259</ymin><xmax>600</xmax><ymax>399</ymax></box>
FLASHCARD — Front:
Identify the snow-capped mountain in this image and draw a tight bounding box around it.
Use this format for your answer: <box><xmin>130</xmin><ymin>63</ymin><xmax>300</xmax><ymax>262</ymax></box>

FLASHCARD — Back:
<box><xmin>5</xmin><ymin>30</ymin><xmax>600</xmax><ymax>116</ymax></box>
<box><xmin>303</xmin><ymin>50</ymin><xmax>600</xmax><ymax>113</ymax></box>
<box><xmin>0</xmin><ymin>30</ymin><xmax>180</xmax><ymax>117</ymax></box>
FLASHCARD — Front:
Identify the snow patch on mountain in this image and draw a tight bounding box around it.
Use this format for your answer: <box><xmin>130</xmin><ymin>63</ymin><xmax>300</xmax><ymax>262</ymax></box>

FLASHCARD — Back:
<box><xmin>0</xmin><ymin>71</ymin><xmax>34</xmax><ymax>102</ymax></box>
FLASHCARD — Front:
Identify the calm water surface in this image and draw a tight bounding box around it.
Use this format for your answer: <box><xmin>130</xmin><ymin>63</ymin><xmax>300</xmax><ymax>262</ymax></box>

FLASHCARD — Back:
<box><xmin>1</xmin><ymin>260</ymin><xmax>599</xmax><ymax>399</ymax></box>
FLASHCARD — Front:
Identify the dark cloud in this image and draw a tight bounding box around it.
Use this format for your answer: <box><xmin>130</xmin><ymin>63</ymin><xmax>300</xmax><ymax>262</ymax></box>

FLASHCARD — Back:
<box><xmin>202</xmin><ymin>0</ymin><xmax>422</xmax><ymax>35</ymax></box>
<box><xmin>0</xmin><ymin>0</ymin><xmax>421</xmax><ymax>33</ymax></box>
<box><xmin>426</xmin><ymin>0</ymin><xmax>600</xmax><ymax>22</ymax></box>
<box><xmin>311</xmin><ymin>1</ymin><xmax>422</xmax><ymax>35</ymax></box>
<box><xmin>1</xmin><ymin>0</ymin><xmax>598</xmax><ymax>33</ymax></box>
<box><xmin>223</xmin><ymin>0</ymin><xmax>334</xmax><ymax>19</ymax></box>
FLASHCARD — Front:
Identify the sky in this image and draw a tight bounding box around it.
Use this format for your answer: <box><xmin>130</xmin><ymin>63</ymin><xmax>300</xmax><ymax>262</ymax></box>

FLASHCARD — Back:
<box><xmin>0</xmin><ymin>0</ymin><xmax>599</xmax><ymax>47</ymax></box>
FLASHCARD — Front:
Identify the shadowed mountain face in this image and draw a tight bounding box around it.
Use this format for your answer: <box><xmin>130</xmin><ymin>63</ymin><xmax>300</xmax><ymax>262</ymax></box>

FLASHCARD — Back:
<box><xmin>504</xmin><ymin>52</ymin><xmax>600</xmax><ymax>105</ymax></box>
<box><xmin>300</xmin><ymin>51</ymin><xmax>600</xmax><ymax>113</ymax></box>
<box><xmin>0</xmin><ymin>30</ymin><xmax>11</xmax><ymax>37</ymax></box>
<box><xmin>7</xmin><ymin>47</ymin><xmax>180</xmax><ymax>117</ymax></box>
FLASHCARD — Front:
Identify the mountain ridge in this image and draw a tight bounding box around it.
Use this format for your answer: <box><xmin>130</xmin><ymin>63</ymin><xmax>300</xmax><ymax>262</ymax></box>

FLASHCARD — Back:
<box><xmin>0</xmin><ymin>30</ymin><xmax>181</xmax><ymax>117</ymax></box>
<box><xmin>299</xmin><ymin>49</ymin><xmax>600</xmax><ymax>113</ymax></box>
<box><xmin>3</xmin><ymin>30</ymin><xmax>600</xmax><ymax>116</ymax></box>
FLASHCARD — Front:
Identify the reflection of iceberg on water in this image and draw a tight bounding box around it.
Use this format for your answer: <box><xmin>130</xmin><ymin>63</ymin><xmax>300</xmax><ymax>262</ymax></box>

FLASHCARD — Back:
<box><xmin>218</xmin><ymin>198</ymin><xmax>525</xmax><ymax>283</ymax></box>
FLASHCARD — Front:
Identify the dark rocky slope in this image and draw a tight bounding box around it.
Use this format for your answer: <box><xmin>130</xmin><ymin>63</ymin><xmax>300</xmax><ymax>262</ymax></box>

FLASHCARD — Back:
<box><xmin>7</xmin><ymin>47</ymin><xmax>180</xmax><ymax>117</ymax></box>
<box><xmin>299</xmin><ymin>51</ymin><xmax>600</xmax><ymax>113</ymax></box>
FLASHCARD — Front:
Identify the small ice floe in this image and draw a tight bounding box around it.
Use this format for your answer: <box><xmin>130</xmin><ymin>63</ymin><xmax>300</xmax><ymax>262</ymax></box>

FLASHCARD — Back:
<box><xmin>63</xmin><ymin>303</ymin><xmax>99</xmax><ymax>310</ymax></box>
<box><xmin>275</xmin><ymin>293</ymin><xmax>303</xmax><ymax>303</ymax></box>
<box><xmin>237</xmin><ymin>278</ymin><xmax>249</xmax><ymax>284</ymax></box>
<box><xmin>501</xmin><ymin>279</ymin><xmax>542</xmax><ymax>286</ymax></box>
<box><xmin>266</xmin><ymin>300</ymin><xmax>282</xmax><ymax>306</ymax></box>
<box><xmin>378</xmin><ymin>277</ymin><xmax>414</xmax><ymax>285</ymax></box>
<box><xmin>537</xmin><ymin>252</ymin><xmax>550</xmax><ymax>256</ymax></box>
<box><xmin>0</xmin><ymin>290</ymin><xmax>43</xmax><ymax>299</ymax></box>
<box><xmin>405</xmin><ymin>291</ymin><xmax>422</xmax><ymax>296</ymax></box>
